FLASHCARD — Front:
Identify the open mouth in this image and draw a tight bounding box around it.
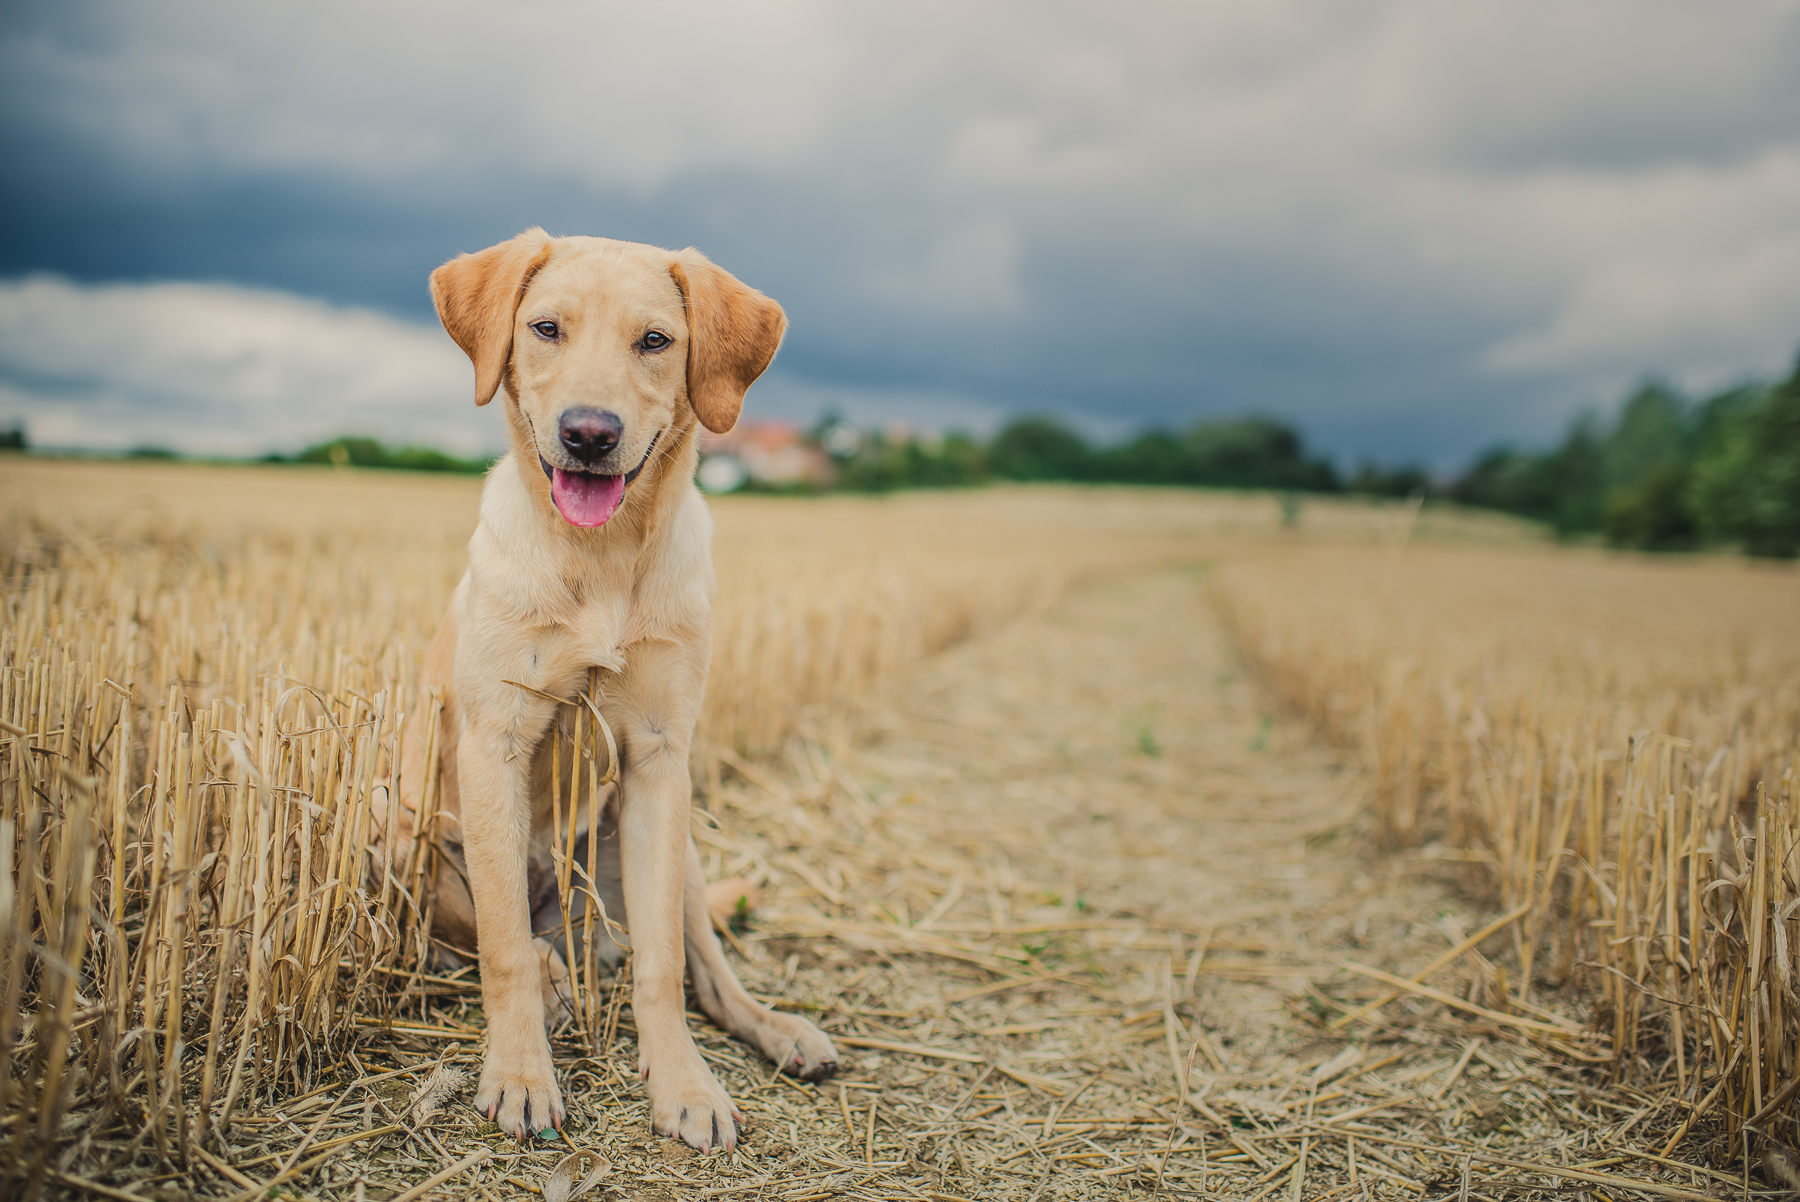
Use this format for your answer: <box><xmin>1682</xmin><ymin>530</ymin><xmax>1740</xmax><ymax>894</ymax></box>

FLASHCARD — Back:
<box><xmin>539</xmin><ymin>432</ymin><xmax>661</xmax><ymax>527</ymax></box>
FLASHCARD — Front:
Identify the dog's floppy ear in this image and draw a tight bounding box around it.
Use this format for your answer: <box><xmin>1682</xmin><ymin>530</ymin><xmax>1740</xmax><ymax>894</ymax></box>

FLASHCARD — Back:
<box><xmin>668</xmin><ymin>251</ymin><xmax>787</xmax><ymax>434</ymax></box>
<box><xmin>430</xmin><ymin>228</ymin><xmax>556</xmax><ymax>407</ymax></box>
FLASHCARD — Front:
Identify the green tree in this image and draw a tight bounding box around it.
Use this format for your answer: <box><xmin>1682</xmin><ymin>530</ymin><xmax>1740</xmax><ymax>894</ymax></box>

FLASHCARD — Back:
<box><xmin>1546</xmin><ymin>415</ymin><xmax>1607</xmax><ymax>536</ymax></box>
<box><xmin>1601</xmin><ymin>464</ymin><xmax>1697</xmax><ymax>550</ymax></box>
<box><xmin>836</xmin><ymin>429</ymin><xmax>988</xmax><ymax>492</ymax></box>
<box><xmin>1181</xmin><ymin>418</ymin><xmax>1338</xmax><ymax>490</ymax></box>
<box><xmin>1450</xmin><ymin>446</ymin><xmax>1559</xmax><ymax>518</ymax></box>
<box><xmin>1688</xmin><ymin>363</ymin><xmax>1800</xmax><ymax>558</ymax></box>
<box><xmin>295</xmin><ymin>437</ymin><xmax>491</xmax><ymax>473</ymax></box>
<box><xmin>1601</xmin><ymin>382</ymin><xmax>1689</xmax><ymax>491</ymax></box>
<box><xmin>987</xmin><ymin>417</ymin><xmax>1093</xmax><ymax>480</ymax></box>
<box><xmin>916</xmin><ymin>432</ymin><xmax>987</xmax><ymax>486</ymax></box>
<box><xmin>1094</xmin><ymin>430</ymin><xmax>1185</xmax><ymax>483</ymax></box>
<box><xmin>1591</xmin><ymin>382</ymin><xmax>1696</xmax><ymax>548</ymax></box>
<box><xmin>1453</xmin><ymin>369</ymin><xmax>1800</xmax><ymax>557</ymax></box>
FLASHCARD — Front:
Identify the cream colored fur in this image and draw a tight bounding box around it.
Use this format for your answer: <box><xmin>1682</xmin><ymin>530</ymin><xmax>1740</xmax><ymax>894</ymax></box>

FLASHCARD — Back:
<box><xmin>399</xmin><ymin>230</ymin><xmax>836</xmax><ymax>1152</ymax></box>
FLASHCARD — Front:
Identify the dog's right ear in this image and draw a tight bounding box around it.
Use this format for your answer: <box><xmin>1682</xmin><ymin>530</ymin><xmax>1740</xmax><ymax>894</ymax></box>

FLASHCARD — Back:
<box><xmin>429</xmin><ymin>229</ymin><xmax>556</xmax><ymax>406</ymax></box>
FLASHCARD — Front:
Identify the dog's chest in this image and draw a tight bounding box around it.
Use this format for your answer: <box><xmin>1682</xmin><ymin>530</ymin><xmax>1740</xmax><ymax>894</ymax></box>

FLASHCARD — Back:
<box><xmin>512</xmin><ymin>560</ymin><xmax>633</xmax><ymax>678</ymax></box>
<box><xmin>545</xmin><ymin>600</ymin><xmax>631</xmax><ymax>676</ymax></box>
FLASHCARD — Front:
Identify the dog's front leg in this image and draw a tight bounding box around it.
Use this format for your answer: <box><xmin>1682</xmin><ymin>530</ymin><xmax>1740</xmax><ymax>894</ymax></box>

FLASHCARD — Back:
<box><xmin>459</xmin><ymin>680</ymin><xmax>563</xmax><ymax>1139</ymax></box>
<box><xmin>613</xmin><ymin>640</ymin><xmax>740</xmax><ymax>1152</ymax></box>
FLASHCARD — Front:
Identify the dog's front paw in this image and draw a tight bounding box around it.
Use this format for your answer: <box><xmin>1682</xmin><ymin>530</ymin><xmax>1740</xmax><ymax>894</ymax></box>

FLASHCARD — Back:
<box><xmin>756</xmin><ymin>1011</ymin><xmax>840</xmax><ymax>1082</ymax></box>
<box><xmin>643</xmin><ymin>1054</ymin><xmax>741</xmax><ymax>1153</ymax></box>
<box><xmin>475</xmin><ymin>1033</ymin><xmax>564</xmax><ymax>1139</ymax></box>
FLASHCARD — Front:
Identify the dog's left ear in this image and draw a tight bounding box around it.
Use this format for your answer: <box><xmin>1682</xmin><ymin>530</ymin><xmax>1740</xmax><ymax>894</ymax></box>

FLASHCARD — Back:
<box><xmin>430</xmin><ymin>228</ymin><xmax>556</xmax><ymax>406</ymax></box>
<box><xmin>669</xmin><ymin>251</ymin><xmax>787</xmax><ymax>434</ymax></box>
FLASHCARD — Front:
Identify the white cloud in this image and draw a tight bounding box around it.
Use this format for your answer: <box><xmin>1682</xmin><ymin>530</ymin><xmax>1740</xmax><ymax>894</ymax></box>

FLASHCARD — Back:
<box><xmin>3</xmin><ymin>1</ymin><xmax>853</xmax><ymax>193</ymax></box>
<box><xmin>0</xmin><ymin>276</ymin><xmax>1002</xmax><ymax>458</ymax></box>
<box><xmin>868</xmin><ymin>219</ymin><xmax>1025</xmax><ymax>317</ymax></box>
<box><xmin>1475</xmin><ymin>150</ymin><xmax>1800</xmax><ymax>387</ymax></box>
<box><xmin>0</xmin><ymin>276</ymin><xmax>488</xmax><ymax>456</ymax></box>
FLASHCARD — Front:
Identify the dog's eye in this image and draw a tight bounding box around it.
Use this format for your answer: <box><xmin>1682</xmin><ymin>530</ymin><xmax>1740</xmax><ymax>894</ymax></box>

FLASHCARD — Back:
<box><xmin>641</xmin><ymin>331</ymin><xmax>670</xmax><ymax>351</ymax></box>
<box><xmin>531</xmin><ymin>321</ymin><xmax>559</xmax><ymax>340</ymax></box>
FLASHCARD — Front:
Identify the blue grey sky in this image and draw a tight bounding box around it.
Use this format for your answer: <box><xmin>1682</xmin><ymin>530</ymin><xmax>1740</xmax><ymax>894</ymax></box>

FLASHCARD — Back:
<box><xmin>3</xmin><ymin>1</ymin><xmax>1799</xmax><ymax>464</ymax></box>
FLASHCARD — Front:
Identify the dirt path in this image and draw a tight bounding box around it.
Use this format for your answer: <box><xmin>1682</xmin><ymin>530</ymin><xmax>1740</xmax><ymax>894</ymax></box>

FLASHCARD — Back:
<box><xmin>842</xmin><ymin>565</ymin><xmax>1431</xmax><ymax>1073</ymax></box>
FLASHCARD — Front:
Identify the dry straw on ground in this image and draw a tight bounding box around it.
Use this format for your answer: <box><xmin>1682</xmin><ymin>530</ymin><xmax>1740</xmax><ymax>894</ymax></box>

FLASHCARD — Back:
<box><xmin>3</xmin><ymin>457</ymin><xmax>1797</xmax><ymax>1201</ymax></box>
<box><xmin>1215</xmin><ymin>544</ymin><xmax>1800</xmax><ymax>1162</ymax></box>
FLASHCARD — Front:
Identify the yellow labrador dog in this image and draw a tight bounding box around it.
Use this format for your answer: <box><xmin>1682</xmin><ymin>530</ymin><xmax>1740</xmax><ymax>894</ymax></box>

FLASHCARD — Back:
<box><xmin>405</xmin><ymin>229</ymin><xmax>837</xmax><ymax>1151</ymax></box>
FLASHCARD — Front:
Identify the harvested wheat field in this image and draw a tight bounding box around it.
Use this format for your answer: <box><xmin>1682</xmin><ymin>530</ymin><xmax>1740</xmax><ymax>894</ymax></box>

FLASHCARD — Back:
<box><xmin>5</xmin><ymin>456</ymin><xmax>1800</xmax><ymax>1201</ymax></box>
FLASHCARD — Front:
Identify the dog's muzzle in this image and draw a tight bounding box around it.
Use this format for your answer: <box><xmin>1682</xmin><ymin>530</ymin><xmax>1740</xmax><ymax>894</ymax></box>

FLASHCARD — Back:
<box><xmin>539</xmin><ymin>431</ymin><xmax>662</xmax><ymax>528</ymax></box>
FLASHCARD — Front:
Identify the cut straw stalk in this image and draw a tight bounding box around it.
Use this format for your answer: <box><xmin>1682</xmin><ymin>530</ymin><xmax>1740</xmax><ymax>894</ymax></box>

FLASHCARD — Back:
<box><xmin>1340</xmin><ymin>963</ymin><xmax>1593</xmax><ymax>1039</ymax></box>
<box><xmin>831</xmin><ymin>1035</ymin><xmax>984</xmax><ymax>1063</ymax></box>
<box><xmin>1330</xmin><ymin>903</ymin><xmax>1529</xmax><ymax>1030</ymax></box>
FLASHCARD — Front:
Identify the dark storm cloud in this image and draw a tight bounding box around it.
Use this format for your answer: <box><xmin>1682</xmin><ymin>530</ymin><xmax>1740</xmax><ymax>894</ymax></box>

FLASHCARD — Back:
<box><xmin>3</xmin><ymin>0</ymin><xmax>1798</xmax><ymax>464</ymax></box>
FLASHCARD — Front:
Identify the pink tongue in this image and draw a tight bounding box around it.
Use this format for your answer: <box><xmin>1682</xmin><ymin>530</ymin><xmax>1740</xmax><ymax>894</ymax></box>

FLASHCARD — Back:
<box><xmin>551</xmin><ymin>469</ymin><xmax>626</xmax><ymax>527</ymax></box>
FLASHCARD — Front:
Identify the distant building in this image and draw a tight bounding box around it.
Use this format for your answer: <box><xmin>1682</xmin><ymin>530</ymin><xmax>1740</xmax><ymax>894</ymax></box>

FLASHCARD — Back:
<box><xmin>697</xmin><ymin>419</ymin><xmax>833</xmax><ymax>489</ymax></box>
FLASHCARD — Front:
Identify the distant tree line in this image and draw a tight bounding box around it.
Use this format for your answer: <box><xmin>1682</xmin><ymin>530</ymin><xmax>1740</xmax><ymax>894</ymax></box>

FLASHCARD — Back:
<box><xmin>812</xmin><ymin>356</ymin><xmax>1800</xmax><ymax>558</ymax></box>
<box><xmin>1450</xmin><ymin>356</ymin><xmax>1800</xmax><ymax>558</ymax></box>
<box><xmin>820</xmin><ymin>414</ymin><xmax>1345</xmax><ymax>495</ymax></box>
<box><xmin>261</xmin><ymin>436</ymin><xmax>495</xmax><ymax>474</ymax></box>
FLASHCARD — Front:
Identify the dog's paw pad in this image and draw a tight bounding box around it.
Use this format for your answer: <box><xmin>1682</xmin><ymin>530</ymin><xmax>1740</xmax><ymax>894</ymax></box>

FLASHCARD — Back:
<box><xmin>797</xmin><ymin>1057</ymin><xmax>838</xmax><ymax>1082</ymax></box>
<box><xmin>762</xmin><ymin>1015</ymin><xmax>839</xmax><ymax>1083</ymax></box>
<box><xmin>648</xmin><ymin>1069</ymin><xmax>739</xmax><ymax>1153</ymax></box>
<box><xmin>475</xmin><ymin>1054</ymin><xmax>565</xmax><ymax>1141</ymax></box>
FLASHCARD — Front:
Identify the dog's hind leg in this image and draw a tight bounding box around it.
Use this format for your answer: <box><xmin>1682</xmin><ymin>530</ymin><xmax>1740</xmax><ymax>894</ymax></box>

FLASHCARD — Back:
<box><xmin>530</xmin><ymin>827</ymin><xmax>630</xmax><ymax>1025</ymax></box>
<box><xmin>530</xmin><ymin>937</ymin><xmax>573</xmax><ymax>1027</ymax></box>
<box><xmin>565</xmin><ymin>825</ymin><xmax>631</xmax><ymax>968</ymax></box>
<box><xmin>681</xmin><ymin>838</ymin><xmax>839</xmax><ymax>1082</ymax></box>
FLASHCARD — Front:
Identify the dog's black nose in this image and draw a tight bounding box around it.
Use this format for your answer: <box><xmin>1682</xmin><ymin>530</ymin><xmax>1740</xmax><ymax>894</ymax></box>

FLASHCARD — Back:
<box><xmin>558</xmin><ymin>408</ymin><xmax>623</xmax><ymax>465</ymax></box>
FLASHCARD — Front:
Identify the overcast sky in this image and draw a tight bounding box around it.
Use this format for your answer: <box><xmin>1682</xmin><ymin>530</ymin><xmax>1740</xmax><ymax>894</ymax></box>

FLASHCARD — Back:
<box><xmin>3</xmin><ymin>0</ymin><xmax>1798</xmax><ymax>465</ymax></box>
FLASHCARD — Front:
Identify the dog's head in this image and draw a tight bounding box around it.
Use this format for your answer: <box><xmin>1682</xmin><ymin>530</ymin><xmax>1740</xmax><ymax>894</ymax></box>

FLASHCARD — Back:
<box><xmin>430</xmin><ymin>229</ymin><xmax>786</xmax><ymax>527</ymax></box>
